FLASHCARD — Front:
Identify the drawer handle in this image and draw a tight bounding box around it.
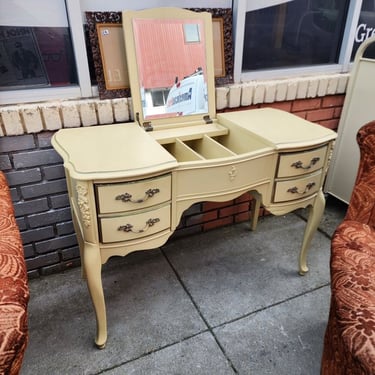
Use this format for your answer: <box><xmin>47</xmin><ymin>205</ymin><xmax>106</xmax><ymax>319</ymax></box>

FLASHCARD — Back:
<box><xmin>115</xmin><ymin>188</ymin><xmax>160</xmax><ymax>203</ymax></box>
<box><xmin>118</xmin><ymin>218</ymin><xmax>160</xmax><ymax>233</ymax></box>
<box><xmin>287</xmin><ymin>182</ymin><xmax>316</xmax><ymax>195</ymax></box>
<box><xmin>291</xmin><ymin>157</ymin><xmax>320</xmax><ymax>170</ymax></box>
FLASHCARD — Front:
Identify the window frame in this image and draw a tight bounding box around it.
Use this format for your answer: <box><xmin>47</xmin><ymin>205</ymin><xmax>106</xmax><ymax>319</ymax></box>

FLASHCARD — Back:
<box><xmin>232</xmin><ymin>0</ymin><xmax>364</xmax><ymax>83</ymax></box>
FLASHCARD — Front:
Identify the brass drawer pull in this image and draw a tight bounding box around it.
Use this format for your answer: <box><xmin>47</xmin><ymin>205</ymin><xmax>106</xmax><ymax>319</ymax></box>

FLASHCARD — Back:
<box><xmin>115</xmin><ymin>188</ymin><xmax>160</xmax><ymax>203</ymax></box>
<box><xmin>291</xmin><ymin>157</ymin><xmax>320</xmax><ymax>170</ymax></box>
<box><xmin>118</xmin><ymin>218</ymin><xmax>160</xmax><ymax>233</ymax></box>
<box><xmin>287</xmin><ymin>182</ymin><xmax>316</xmax><ymax>195</ymax></box>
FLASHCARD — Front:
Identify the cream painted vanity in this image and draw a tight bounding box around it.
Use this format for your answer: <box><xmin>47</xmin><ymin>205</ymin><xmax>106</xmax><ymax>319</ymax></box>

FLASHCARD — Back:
<box><xmin>52</xmin><ymin>8</ymin><xmax>336</xmax><ymax>348</ymax></box>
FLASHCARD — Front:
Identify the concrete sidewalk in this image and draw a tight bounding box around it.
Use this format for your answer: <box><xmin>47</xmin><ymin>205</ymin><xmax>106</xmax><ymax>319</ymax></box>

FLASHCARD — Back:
<box><xmin>20</xmin><ymin>196</ymin><xmax>347</xmax><ymax>375</ymax></box>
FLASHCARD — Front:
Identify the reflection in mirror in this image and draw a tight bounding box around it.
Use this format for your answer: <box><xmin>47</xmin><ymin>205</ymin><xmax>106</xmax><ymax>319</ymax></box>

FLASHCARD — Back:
<box><xmin>132</xmin><ymin>17</ymin><xmax>209</xmax><ymax>120</ymax></box>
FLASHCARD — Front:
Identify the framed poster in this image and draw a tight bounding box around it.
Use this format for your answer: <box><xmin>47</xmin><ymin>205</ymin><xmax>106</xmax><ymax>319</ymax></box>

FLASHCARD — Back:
<box><xmin>96</xmin><ymin>23</ymin><xmax>129</xmax><ymax>90</ymax></box>
<box><xmin>212</xmin><ymin>17</ymin><xmax>225</xmax><ymax>77</ymax></box>
<box><xmin>189</xmin><ymin>8</ymin><xmax>233</xmax><ymax>85</ymax></box>
<box><xmin>0</xmin><ymin>26</ymin><xmax>49</xmax><ymax>89</ymax></box>
<box><xmin>86</xmin><ymin>12</ymin><xmax>130</xmax><ymax>99</ymax></box>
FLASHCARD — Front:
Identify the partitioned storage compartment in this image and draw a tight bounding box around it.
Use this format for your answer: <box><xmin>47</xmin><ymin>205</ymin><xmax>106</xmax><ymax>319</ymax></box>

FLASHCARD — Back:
<box><xmin>162</xmin><ymin>139</ymin><xmax>203</xmax><ymax>162</ymax></box>
<box><xmin>213</xmin><ymin>128</ymin><xmax>271</xmax><ymax>154</ymax></box>
<box><xmin>183</xmin><ymin>135</ymin><xmax>236</xmax><ymax>159</ymax></box>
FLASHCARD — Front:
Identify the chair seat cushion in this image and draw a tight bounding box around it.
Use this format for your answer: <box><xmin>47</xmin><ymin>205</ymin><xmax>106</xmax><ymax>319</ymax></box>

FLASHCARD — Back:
<box><xmin>331</xmin><ymin>220</ymin><xmax>375</xmax><ymax>372</ymax></box>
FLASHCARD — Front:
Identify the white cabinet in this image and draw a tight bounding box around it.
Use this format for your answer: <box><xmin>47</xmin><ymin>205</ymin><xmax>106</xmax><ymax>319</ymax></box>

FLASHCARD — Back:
<box><xmin>325</xmin><ymin>36</ymin><xmax>375</xmax><ymax>203</ymax></box>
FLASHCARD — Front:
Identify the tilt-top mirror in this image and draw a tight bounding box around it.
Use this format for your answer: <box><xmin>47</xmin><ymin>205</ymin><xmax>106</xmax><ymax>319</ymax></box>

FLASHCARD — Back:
<box><xmin>122</xmin><ymin>8</ymin><xmax>216</xmax><ymax>129</ymax></box>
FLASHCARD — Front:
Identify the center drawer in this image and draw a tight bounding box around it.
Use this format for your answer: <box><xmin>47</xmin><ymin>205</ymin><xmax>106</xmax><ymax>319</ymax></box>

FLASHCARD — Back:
<box><xmin>96</xmin><ymin>174</ymin><xmax>171</xmax><ymax>214</ymax></box>
<box><xmin>99</xmin><ymin>204</ymin><xmax>171</xmax><ymax>243</ymax></box>
<box><xmin>175</xmin><ymin>153</ymin><xmax>275</xmax><ymax>198</ymax></box>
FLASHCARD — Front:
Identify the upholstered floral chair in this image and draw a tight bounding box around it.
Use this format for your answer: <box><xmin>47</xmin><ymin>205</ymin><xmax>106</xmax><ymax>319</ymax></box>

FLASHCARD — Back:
<box><xmin>0</xmin><ymin>171</ymin><xmax>29</xmax><ymax>375</ymax></box>
<box><xmin>321</xmin><ymin>121</ymin><xmax>375</xmax><ymax>374</ymax></box>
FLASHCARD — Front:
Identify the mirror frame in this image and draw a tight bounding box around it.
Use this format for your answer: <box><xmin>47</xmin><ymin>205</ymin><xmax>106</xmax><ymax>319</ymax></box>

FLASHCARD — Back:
<box><xmin>122</xmin><ymin>7</ymin><xmax>216</xmax><ymax>129</ymax></box>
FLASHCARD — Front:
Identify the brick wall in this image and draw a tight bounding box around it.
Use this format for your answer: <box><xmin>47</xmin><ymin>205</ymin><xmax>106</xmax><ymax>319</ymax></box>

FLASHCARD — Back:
<box><xmin>0</xmin><ymin>94</ymin><xmax>344</xmax><ymax>278</ymax></box>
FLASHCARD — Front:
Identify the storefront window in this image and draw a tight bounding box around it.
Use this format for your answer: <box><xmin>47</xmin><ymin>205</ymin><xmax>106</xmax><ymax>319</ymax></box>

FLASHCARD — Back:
<box><xmin>241</xmin><ymin>0</ymin><xmax>350</xmax><ymax>71</ymax></box>
<box><xmin>351</xmin><ymin>0</ymin><xmax>375</xmax><ymax>59</ymax></box>
<box><xmin>0</xmin><ymin>0</ymin><xmax>79</xmax><ymax>92</ymax></box>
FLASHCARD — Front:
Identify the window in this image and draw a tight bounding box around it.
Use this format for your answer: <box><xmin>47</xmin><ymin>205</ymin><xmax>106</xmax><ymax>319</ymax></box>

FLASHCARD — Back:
<box><xmin>150</xmin><ymin>88</ymin><xmax>170</xmax><ymax>107</ymax></box>
<box><xmin>183</xmin><ymin>24</ymin><xmax>201</xmax><ymax>43</ymax></box>
<box><xmin>0</xmin><ymin>0</ymin><xmax>92</xmax><ymax>104</ymax></box>
<box><xmin>242</xmin><ymin>1</ymin><xmax>349</xmax><ymax>70</ymax></box>
<box><xmin>351</xmin><ymin>0</ymin><xmax>375</xmax><ymax>59</ymax></box>
<box><xmin>233</xmin><ymin>0</ymin><xmax>374</xmax><ymax>82</ymax></box>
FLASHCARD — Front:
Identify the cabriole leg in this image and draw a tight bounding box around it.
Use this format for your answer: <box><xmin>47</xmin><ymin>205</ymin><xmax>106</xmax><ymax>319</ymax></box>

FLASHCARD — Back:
<box><xmin>250</xmin><ymin>191</ymin><xmax>262</xmax><ymax>231</ymax></box>
<box><xmin>299</xmin><ymin>190</ymin><xmax>325</xmax><ymax>275</ymax></box>
<box><xmin>83</xmin><ymin>242</ymin><xmax>107</xmax><ymax>349</ymax></box>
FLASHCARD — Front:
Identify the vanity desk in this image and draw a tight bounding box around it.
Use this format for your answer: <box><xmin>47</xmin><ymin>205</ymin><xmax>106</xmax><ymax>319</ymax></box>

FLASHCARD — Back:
<box><xmin>52</xmin><ymin>8</ymin><xmax>336</xmax><ymax>348</ymax></box>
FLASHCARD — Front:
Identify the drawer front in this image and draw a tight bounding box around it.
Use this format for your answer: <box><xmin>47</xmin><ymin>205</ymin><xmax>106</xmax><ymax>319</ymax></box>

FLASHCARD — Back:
<box><xmin>274</xmin><ymin>172</ymin><xmax>322</xmax><ymax>202</ymax></box>
<box><xmin>99</xmin><ymin>204</ymin><xmax>170</xmax><ymax>243</ymax></box>
<box><xmin>277</xmin><ymin>146</ymin><xmax>327</xmax><ymax>178</ymax></box>
<box><xmin>176</xmin><ymin>154</ymin><xmax>275</xmax><ymax>198</ymax></box>
<box><xmin>96</xmin><ymin>174</ymin><xmax>171</xmax><ymax>214</ymax></box>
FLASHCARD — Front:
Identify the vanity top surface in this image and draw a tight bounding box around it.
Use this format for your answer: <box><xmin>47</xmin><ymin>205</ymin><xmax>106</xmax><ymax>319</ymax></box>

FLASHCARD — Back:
<box><xmin>52</xmin><ymin>122</ymin><xmax>177</xmax><ymax>180</ymax></box>
<box><xmin>52</xmin><ymin>108</ymin><xmax>337</xmax><ymax>181</ymax></box>
<box><xmin>217</xmin><ymin>108</ymin><xmax>336</xmax><ymax>149</ymax></box>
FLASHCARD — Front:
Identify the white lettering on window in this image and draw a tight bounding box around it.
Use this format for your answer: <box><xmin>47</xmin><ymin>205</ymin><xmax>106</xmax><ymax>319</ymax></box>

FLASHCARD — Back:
<box><xmin>356</xmin><ymin>23</ymin><xmax>375</xmax><ymax>43</ymax></box>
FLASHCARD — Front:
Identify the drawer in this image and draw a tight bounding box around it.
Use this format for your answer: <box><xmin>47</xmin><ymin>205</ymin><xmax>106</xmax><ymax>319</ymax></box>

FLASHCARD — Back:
<box><xmin>176</xmin><ymin>154</ymin><xmax>275</xmax><ymax>198</ymax></box>
<box><xmin>277</xmin><ymin>146</ymin><xmax>327</xmax><ymax>178</ymax></box>
<box><xmin>99</xmin><ymin>204</ymin><xmax>170</xmax><ymax>243</ymax></box>
<box><xmin>96</xmin><ymin>174</ymin><xmax>171</xmax><ymax>214</ymax></box>
<box><xmin>274</xmin><ymin>172</ymin><xmax>322</xmax><ymax>202</ymax></box>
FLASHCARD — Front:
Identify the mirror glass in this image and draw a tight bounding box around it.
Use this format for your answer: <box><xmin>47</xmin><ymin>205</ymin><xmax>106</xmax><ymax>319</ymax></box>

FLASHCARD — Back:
<box><xmin>123</xmin><ymin>8</ymin><xmax>215</xmax><ymax>126</ymax></box>
<box><xmin>133</xmin><ymin>18</ymin><xmax>208</xmax><ymax>120</ymax></box>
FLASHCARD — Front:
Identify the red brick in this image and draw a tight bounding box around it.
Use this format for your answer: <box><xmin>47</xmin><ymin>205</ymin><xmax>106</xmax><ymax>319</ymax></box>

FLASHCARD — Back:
<box><xmin>321</xmin><ymin>95</ymin><xmax>345</xmax><ymax>108</ymax></box>
<box><xmin>334</xmin><ymin>107</ymin><xmax>343</xmax><ymax>118</ymax></box>
<box><xmin>235</xmin><ymin>211</ymin><xmax>251</xmax><ymax>223</ymax></box>
<box><xmin>306</xmin><ymin>108</ymin><xmax>335</xmax><ymax>122</ymax></box>
<box><xmin>235</xmin><ymin>192</ymin><xmax>252</xmax><ymax>203</ymax></box>
<box><xmin>292</xmin><ymin>111</ymin><xmax>307</xmax><ymax>119</ymax></box>
<box><xmin>319</xmin><ymin>119</ymin><xmax>339</xmax><ymax>130</ymax></box>
<box><xmin>203</xmin><ymin>216</ymin><xmax>233</xmax><ymax>231</ymax></box>
<box><xmin>292</xmin><ymin>98</ymin><xmax>322</xmax><ymax>112</ymax></box>
<box><xmin>203</xmin><ymin>201</ymin><xmax>232</xmax><ymax>211</ymax></box>
<box><xmin>260</xmin><ymin>101</ymin><xmax>292</xmax><ymax>112</ymax></box>
<box><xmin>219</xmin><ymin>202</ymin><xmax>249</xmax><ymax>218</ymax></box>
<box><xmin>201</xmin><ymin>210</ymin><xmax>218</xmax><ymax>222</ymax></box>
